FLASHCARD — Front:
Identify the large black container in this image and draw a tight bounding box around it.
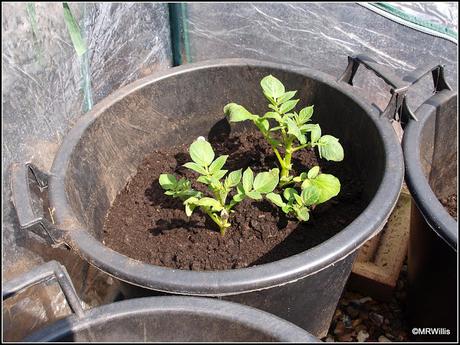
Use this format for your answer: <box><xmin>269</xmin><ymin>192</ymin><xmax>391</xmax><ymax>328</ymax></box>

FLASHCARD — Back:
<box><xmin>3</xmin><ymin>261</ymin><xmax>317</xmax><ymax>342</ymax></box>
<box><xmin>26</xmin><ymin>297</ymin><xmax>318</xmax><ymax>342</ymax></box>
<box><xmin>403</xmin><ymin>89</ymin><xmax>457</xmax><ymax>341</ymax></box>
<box><xmin>11</xmin><ymin>57</ymin><xmax>404</xmax><ymax>337</ymax></box>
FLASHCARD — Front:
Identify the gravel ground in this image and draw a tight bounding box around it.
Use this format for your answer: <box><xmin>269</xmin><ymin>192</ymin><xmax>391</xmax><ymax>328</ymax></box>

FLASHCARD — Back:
<box><xmin>323</xmin><ymin>263</ymin><xmax>410</xmax><ymax>342</ymax></box>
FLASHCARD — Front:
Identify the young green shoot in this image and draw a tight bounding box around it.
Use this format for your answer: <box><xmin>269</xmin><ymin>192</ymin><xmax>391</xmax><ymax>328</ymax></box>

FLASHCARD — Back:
<box><xmin>224</xmin><ymin>75</ymin><xmax>344</xmax><ymax>186</ymax></box>
<box><xmin>159</xmin><ymin>137</ymin><xmax>279</xmax><ymax>235</ymax></box>
<box><xmin>266</xmin><ymin>165</ymin><xmax>340</xmax><ymax>221</ymax></box>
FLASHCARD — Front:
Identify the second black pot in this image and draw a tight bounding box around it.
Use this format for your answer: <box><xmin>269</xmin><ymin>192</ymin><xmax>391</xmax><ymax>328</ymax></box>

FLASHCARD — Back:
<box><xmin>403</xmin><ymin>85</ymin><xmax>457</xmax><ymax>341</ymax></box>
<box><xmin>3</xmin><ymin>261</ymin><xmax>317</xmax><ymax>342</ymax></box>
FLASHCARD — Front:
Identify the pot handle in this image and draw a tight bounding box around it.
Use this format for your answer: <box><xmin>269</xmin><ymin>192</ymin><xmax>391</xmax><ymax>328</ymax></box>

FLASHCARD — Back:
<box><xmin>2</xmin><ymin>260</ymin><xmax>85</xmax><ymax>318</ymax></box>
<box><xmin>10</xmin><ymin>162</ymin><xmax>65</xmax><ymax>246</ymax></box>
<box><xmin>338</xmin><ymin>54</ymin><xmax>452</xmax><ymax>125</ymax></box>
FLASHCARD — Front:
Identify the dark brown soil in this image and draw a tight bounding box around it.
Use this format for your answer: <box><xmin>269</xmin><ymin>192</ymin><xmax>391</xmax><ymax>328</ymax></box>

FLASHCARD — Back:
<box><xmin>103</xmin><ymin>128</ymin><xmax>367</xmax><ymax>271</ymax></box>
<box><xmin>439</xmin><ymin>193</ymin><xmax>457</xmax><ymax>220</ymax></box>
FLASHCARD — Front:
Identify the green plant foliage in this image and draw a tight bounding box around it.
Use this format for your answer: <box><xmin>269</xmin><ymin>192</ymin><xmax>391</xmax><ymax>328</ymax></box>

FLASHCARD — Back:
<box><xmin>160</xmin><ymin>137</ymin><xmax>279</xmax><ymax>235</ymax></box>
<box><xmin>224</xmin><ymin>74</ymin><xmax>344</xmax><ymax>185</ymax></box>
<box><xmin>224</xmin><ymin>75</ymin><xmax>344</xmax><ymax>223</ymax></box>
<box><xmin>267</xmin><ymin>166</ymin><xmax>340</xmax><ymax>221</ymax></box>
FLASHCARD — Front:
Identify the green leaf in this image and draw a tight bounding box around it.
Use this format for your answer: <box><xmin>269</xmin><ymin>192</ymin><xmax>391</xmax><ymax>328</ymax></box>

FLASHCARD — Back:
<box><xmin>209</xmin><ymin>155</ymin><xmax>228</xmax><ymax>174</ymax></box>
<box><xmin>285</xmin><ymin>117</ymin><xmax>306</xmax><ymax>144</ymax></box>
<box><xmin>233</xmin><ymin>192</ymin><xmax>245</xmax><ymax>202</ymax></box>
<box><xmin>293</xmin><ymin>172</ymin><xmax>307</xmax><ymax>183</ymax></box>
<box><xmin>307</xmin><ymin>166</ymin><xmax>320</xmax><ymax>179</ymax></box>
<box><xmin>282</xmin><ymin>205</ymin><xmax>292</xmax><ymax>214</ymax></box>
<box><xmin>295</xmin><ymin>207</ymin><xmax>310</xmax><ymax>221</ymax></box>
<box><xmin>197</xmin><ymin>176</ymin><xmax>211</xmax><ymax>184</ymax></box>
<box><xmin>294</xmin><ymin>193</ymin><xmax>304</xmax><ymax>205</ymax></box>
<box><xmin>266</xmin><ymin>193</ymin><xmax>286</xmax><ymax>207</ymax></box>
<box><xmin>301</xmin><ymin>185</ymin><xmax>321</xmax><ymax>206</ymax></box>
<box><xmin>236</xmin><ymin>183</ymin><xmax>245</xmax><ymax>195</ymax></box>
<box><xmin>308</xmin><ymin>173</ymin><xmax>341</xmax><ymax>204</ymax></box>
<box><xmin>256</xmin><ymin>118</ymin><xmax>270</xmax><ymax>133</ymax></box>
<box><xmin>226</xmin><ymin>169</ymin><xmax>242</xmax><ymax>187</ymax></box>
<box><xmin>260</xmin><ymin>75</ymin><xmax>285</xmax><ymax>99</ymax></box>
<box><xmin>298</xmin><ymin>106</ymin><xmax>314</xmax><ymax>123</ymax></box>
<box><xmin>184</xmin><ymin>196</ymin><xmax>199</xmax><ymax>205</ymax></box>
<box><xmin>183</xmin><ymin>162</ymin><xmax>208</xmax><ymax>175</ymax></box>
<box><xmin>318</xmin><ymin>135</ymin><xmax>344</xmax><ymax>161</ymax></box>
<box><xmin>185</xmin><ymin>202</ymin><xmax>197</xmax><ymax>217</ymax></box>
<box><xmin>182</xmin><ymin>189</ymin><xmax>202</xmax><ymax>199</ymax></box>
<box><xmin>242</xmin><ymin>167</ymin><xmax>254</xmax><ymax>193</ymax></box>
<box><xmin>311</xmin><ymin>125</ymin><xmax>322</xmax><ymax>143</ymax></box>
<box><xmin>278</xmin><ymin>91</ymin><xmax>297</xmax><ymax>104</ymax></box>
<box><xmin>211</xmin><ymin>169</ymin><xmax>228</xmax><ymax>181</ymax></box>
<box><xmin>267</xmin><ymin>136</ymin><xmax>281</xmax><ymax>147</ymax></box>
<box><xmin>301</xmin><ymin>124</ymin><xmax>321</xmax><ymax>142</ymax></box>
<box><xmin>224</xmin><ymin>103</ymin><xmax>258</xmax><ymax>122</ymax></box>
<box><xmin>63</xmin><ymin>3</ymin><xmax>87</xmax><ymax>56</ymax></box>
<box><xmin>253</xmin><ymin>168</ymin><xmax>279</xmax><ymax>193</ymax></box>
<box><xmin>246</xmin><ymin>190</ymin><xmax>262</xmax><ymax>200</ymax></box>
<box><xmin>189</xmin><ymin>137</ymin><xmax>215</xmax><ymax>167</ymax></box>
<box><xmin>279</xmin><ymin>99</ymin><xmax>299</xmax><ymax>114</ymax></box>
<box><xmin>197</xmin><ymin>197</ymin><xmax>223</xmax><ymax>211</ymax></box>
<box><xmin>159</xmin><ymin>174</ymin><xmax>177</xmax><ymax>190</ymax></box>
<box><xmin>283</xmin><ymin>187</ymin><xmax>298</xmax><ymax>201</ymax></box>
<box><xmin>264</xmin><ymin>111</ymin><xmax>282</xmax><ymax>122</ymax></box>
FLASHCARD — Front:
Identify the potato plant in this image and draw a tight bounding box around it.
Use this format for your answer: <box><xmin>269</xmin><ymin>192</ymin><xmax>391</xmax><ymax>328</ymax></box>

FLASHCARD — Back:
<box><xmin>266</xmin><ymin>165</ymin><xmax>340</xmax><ymax>221</ymax></box>
<box><xmin>224</xmin><ymin>75</ymin><xmax>344</xmax><ymax>186</ymax></box>
<box><xmin>224</xmin><ymin>74</ymin><xmax>344</xmax><ymax>221</ymax></box>
<box><xmin>159</xmin><ymin>137</ymin><xmax>279</xmax><ymax>235</ymax></box>
<box><xmin>161</xmin><ymin>75</ymin><xmax>345</xmax><ymax>235</ymax></box>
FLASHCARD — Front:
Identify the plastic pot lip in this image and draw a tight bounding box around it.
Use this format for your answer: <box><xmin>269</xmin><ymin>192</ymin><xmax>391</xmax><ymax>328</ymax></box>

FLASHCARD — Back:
<box><xmin>25</xmin><ymin>296</ymin><xmax>318</xmax><ymax>342</ymax></box>
<box><xmin>49</xmin><ymin>58</ymin><xmax>404</xmax><ymax>295</ymax></box>
<box><xmin>402</xmin><ymin>90</ymin><xmax>457</xmax><ymax>250</ymax></box>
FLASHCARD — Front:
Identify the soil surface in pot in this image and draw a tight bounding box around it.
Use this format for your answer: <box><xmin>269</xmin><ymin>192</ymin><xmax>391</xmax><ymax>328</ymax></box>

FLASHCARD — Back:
<box><xmin>103</xmin><ymin>128</ymin><xmax>367</xmax><ymax>270</ymax></box>
<box><xmin>439</xmin><ymin>193</ymin><xmax>457</xmax><ymax>220</ymax></box>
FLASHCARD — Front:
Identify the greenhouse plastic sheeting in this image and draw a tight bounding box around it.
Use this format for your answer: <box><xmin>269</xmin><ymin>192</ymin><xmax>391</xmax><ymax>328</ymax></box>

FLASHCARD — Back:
<box><xmin>181</xmin><ymin>2</ymin><xmax>457</xmax><ymax>111</ymax></box>
<box><xmin>388</xmin><ymin>2</ymin><xmax>457</xmax><ymax>31</ymax></box>
<box><xmin>2</xmin><ymin>2</ymin><xmax>171</xmax><ymax>340</ymax></box>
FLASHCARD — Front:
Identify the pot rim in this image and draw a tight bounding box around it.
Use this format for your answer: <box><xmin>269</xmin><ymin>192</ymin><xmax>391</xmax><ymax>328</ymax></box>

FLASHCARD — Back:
<box><xmin>402</xmin><ymin>89</ymin><xmax>457</xmax><ymax>250</ymax></box>
<box><xmin>25</xmin><ymin>296</ymin><xmax>318</xmax><ymax>342</ymax></box>
<box><xmin>49</xmin><ymin>58</ymin><xmax>404</xmax><ymax>295</ymax></box>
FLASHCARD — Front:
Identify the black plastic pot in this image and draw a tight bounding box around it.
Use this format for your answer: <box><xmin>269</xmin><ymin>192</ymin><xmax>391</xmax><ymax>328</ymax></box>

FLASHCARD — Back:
<box><xmin>3</xmin><ymin>261</ymin><xmax>317</xmax><ymax>342</ymax></box>
<box><xmin>11</xmin><ymin>56</ymin><xmax>405</xmax><ymax>337</ymax></box>
<box><xmin>403</xmin><ymin>88</ymin><xmax>457</xmax><ymax>341</ymax></box>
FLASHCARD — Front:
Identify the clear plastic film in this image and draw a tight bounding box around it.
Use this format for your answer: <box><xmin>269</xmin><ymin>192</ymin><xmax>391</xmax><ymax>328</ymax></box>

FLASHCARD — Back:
<box><xmin>182</xmin><ymin>2</ymin><xmax>457</xmax><ymax>112</ymax></box>
<box><xmin>385</xmin><ymin>2</ymin><xmax>458</xmax><ymax>32</ymax></box>
<box><xmin>2</xmin><ymin>2</ymin><xmax>171</xmax><ymax>341</ymax></box>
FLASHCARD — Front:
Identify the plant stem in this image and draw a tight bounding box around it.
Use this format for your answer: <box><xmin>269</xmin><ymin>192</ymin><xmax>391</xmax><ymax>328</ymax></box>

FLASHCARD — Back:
<box><xmin>205</xmin><ymin>207</ymin><xmax>231</xmax><ymax>236</ymax></box>
<box><xmin>292</xmin><ymin>143</ymin><xmax>313</xmax><ymax>152</ymax></box>
<box><xmin>281</xmin><ymin>136</ymin><xmax>294</xmax><ymax>180</ymax></box>
<box><xmin>260</xmin><ymin>129</ymin><xmax>286</xmax><ymax>171</ymax></box>
<box><xmin>272</xmin><ymin>146</ymin><xmax>285</xmax><ymax>168</ymax></box>
<box><xmin>206</xmin><ymin>209</ymin><xmax>225</xmax><ymax>234</ymax></box>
